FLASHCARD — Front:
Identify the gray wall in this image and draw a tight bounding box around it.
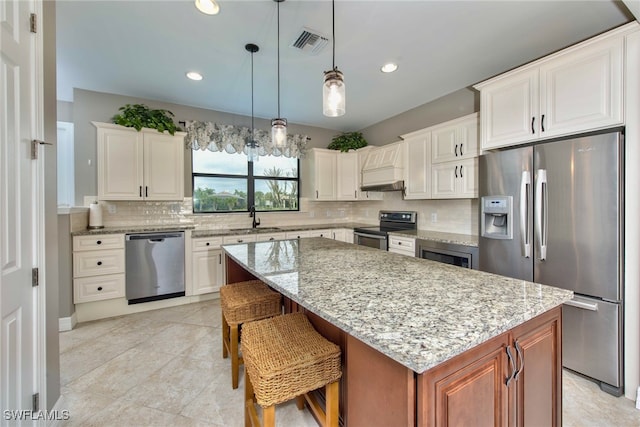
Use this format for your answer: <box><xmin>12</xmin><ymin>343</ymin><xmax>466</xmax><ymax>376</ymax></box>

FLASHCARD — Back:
<box><xmin>57</xmin><ymin>100</ymin><xmax>73</xmax><ymax>122</ymax></box>
<box><xmin>44</xmin><ymin>0</ymin><xmax>60</xmax><ymax>409</ymax></box>
<box><xmin>72</xmin><ymin>89</ymin><xmax>338</xmax><ymax>205</ymax></box>
<box><xmin>359</xmin><ymin>87</ymin><xmax>479</xmax><ymax>146</ymax></box>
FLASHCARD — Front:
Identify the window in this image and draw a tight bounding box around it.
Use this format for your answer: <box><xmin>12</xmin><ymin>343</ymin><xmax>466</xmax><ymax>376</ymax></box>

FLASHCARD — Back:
<box><xmin>192</xmin><ymin>150</ymin><xmax>299</xmax><ymax>213</ymax></box>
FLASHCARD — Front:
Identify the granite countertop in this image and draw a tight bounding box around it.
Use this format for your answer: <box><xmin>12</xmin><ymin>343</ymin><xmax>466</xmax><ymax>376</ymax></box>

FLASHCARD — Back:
<box><xmin>222</xmin><ymin>238</ymin><xmax>572</xmax><ymax>374</ymax></box>
<box><xmin>388</xmin><ymin>230</ymin><xmax>479</xmax><ymax>247</ymax></box>
<box><xmin>72</xmin><ymin>224</ymin><xmax>195</xmax><ymax>236</ymax></box>
<box><xmin>190</xmin><ymin>222</ymin><xmax>373</xmax><ymax>238</ymax></box>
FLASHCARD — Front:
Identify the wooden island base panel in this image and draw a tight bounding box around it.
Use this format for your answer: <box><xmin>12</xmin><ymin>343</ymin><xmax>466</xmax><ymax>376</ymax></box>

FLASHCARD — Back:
<box><xmin>223</xmin><ymin>239</ymin><xmax>569</xmax><ymax>427</ymax></box>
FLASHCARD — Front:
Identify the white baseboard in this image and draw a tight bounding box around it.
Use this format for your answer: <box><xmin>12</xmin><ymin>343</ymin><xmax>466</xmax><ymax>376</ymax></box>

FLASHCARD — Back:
<box><xmin>58</xmin><ymin>312</ymin><xmax>77</xmax><ymax>332</ymax></box>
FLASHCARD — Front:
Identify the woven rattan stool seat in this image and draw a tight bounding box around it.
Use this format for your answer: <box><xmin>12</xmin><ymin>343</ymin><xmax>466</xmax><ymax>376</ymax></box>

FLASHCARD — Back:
<box><xmin>242</xmin><ymin>312</ymin><xmax>342</xmax><ymax>408</ymax></box>
<box><xmin>220</xmin><ymin>280</ymin><xmax>281</xmax><ymax>325</ymax></box>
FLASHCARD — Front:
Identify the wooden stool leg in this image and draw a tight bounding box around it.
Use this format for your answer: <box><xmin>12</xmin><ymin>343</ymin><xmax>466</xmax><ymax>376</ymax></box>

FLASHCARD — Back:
<box><xmin>231</xmin><ymin>323</ymin><xmax>240</xmax><ymax>389</ymax></box>
<box><xmin>263</xmin><ymin>405</ymin><xmax>276</xmax><ymax>427</ymax></box>
<box><xmin>222</xmin><ymin>312</ymin><xmax>229</xmax><ymax>359</ymax></box>
<box><xmin>296</xmin><ymin>395</ymin><xmax>305</xmax><ymax>410</ymax></box>
<box><xmin>244</xmin><ymin>369</ymin><xmax>255</xmax><ymax>427</ymax></box>
<box><xmin>325</xmin><ymin>381</ymin><xmax>339</xmax><ymax>427</ymax></box>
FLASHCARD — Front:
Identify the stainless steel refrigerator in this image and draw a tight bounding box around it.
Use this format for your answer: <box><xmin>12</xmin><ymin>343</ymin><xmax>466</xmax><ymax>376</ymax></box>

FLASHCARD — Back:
<box><xmin>478</xmin><ymin>130</ymin><xmax>624</xmax><ymax>396</ymax></box>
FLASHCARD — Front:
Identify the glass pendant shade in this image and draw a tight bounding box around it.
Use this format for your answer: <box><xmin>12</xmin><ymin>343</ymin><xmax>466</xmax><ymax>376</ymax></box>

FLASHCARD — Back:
<box><xmin>271</xmin><ymin>118</ymin><xmax>287</xmax><ymax>148</ymax></box>
<box><xmin>323</xmin><ymin>69</ymin><xmax>345</xmax><ymax>117</ymax></box>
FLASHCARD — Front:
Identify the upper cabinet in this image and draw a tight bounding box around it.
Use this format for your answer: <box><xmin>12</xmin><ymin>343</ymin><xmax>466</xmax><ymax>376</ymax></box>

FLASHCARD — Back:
<box><xmin>431</xmin><ymin>113</ymin><xmax>479</xmax><ymax>163</ymax></box>
<box><xmin>94</xmin><ymin>122</ymin><xmax>185</xmax><ymax>201</ymax></box>
<box><xmin>475</xmin><ymin>29</ymin><xmax>625</xmax><ymax>150</ymax></box>
<box><xmin>302</xmin><ymin>147</ymin><xmax>382</xmax><ymax>201</ymax></box>
<box><xmin>361</xmin><ymin>141</ymin><xmax>404</xmax><ymax>188</ymax></box>
<box><xmin>402</xmin><ymin>128</ymin><xmax>431</xmax><ymax>200</ymax></box>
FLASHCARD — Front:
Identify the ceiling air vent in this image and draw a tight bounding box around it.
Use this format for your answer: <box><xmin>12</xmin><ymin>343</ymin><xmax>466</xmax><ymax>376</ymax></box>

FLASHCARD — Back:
<box><xmin>290</xmin><ymin>27</ymin><xmax>329</xmax><ymax>55</ymax></box>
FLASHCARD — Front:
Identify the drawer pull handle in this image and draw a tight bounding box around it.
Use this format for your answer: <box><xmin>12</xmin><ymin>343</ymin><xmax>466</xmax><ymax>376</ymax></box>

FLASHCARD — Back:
<box><xmin>97</xmin><ymin>286</ymin><xmax>103</xmax><ymax>291</ymax></box>
<box><xmin>97</xmin><ymin>261</ymin><xmax>102</xmax><ymax>266</ymax></box>
<box><xmin>455</xmin><ymin>144</ymin><xmax>458</xmax><ymax>157</ymax></box>
<box><xmin>238</xmin><ymin>239</ymin><xmax>243</xmax><ymax>243</ymax></box>
<box><xmin>269</xmin><ymin>237</ymin><xmax>275</xmax><ymax>241</ymax></box>
<box><xmin>96</xmin><ymin>240</ymin><xmax>102</xmax><ymax>245</ymax></box>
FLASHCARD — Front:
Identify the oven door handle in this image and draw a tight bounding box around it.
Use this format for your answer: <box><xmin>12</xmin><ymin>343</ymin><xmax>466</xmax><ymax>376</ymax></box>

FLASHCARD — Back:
<box><xmin>354</xmin><ymin>232</ymin><xmax>386</xmax><ymax>240</ymax></box>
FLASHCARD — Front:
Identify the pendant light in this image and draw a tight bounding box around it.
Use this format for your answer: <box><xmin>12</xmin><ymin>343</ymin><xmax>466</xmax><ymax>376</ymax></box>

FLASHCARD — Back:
<box><xmin>246</xmin><ymin>43</ymin><xmax>260</xmax><ymax>162</ymax></box>
<box><xmin>271</xmin><ymin>0</ymin><xmax>287</xmax><ymax>148</ymax></box>
<box><xmin>322</xmin><ymin>0</ymin><xmax>345</xmax><ymax>117</ymax></box>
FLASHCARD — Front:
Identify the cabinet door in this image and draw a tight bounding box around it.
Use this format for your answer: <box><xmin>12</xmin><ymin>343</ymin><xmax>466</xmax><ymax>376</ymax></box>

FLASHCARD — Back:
<box><xmin>97</xmin><ymin>127</ymin><xmax>143</xmax><ymax>200</ymax></box>
<box><xmin>539</xmin><ymin>36</ymin><xmax>623</xmax><ymax>139</ymax></box>
<box><xmin>143</xmin><ymin>131</ymin><xmax>184</xmax><ymax>200</ymax></box>
<box><xmin>192</xmin><ymin>249</ymin><xmax>223</xmax><ymax>295</ymax></box>
<box><xmin>509</xmin><ymin>308</ymin><xmax>562</xmax><ymax>427</ymax></box>
<box><xmin>417</xmin><ymin>333</ymin><xmax>509</xmax><ymax>427</ymax></box>
<box><xmin>331</xmin><ymin>229</ymin><xmax>346</xmax><ymax>242</ymax></box>
<box><xmin>458</xmin><ymin>158</ymin><xmax>478</xmax><ymax>199</ymax></box>
<box><xmin>458</xmin><ymin>114</ymin><xmax>479</xmax><ymax>159</ymax></box>
<box><xmin>336</xmin><ymin>151</ymin><xmax>359</xmax><ymax>200</ymax></box>
<box><xmin>404</xmin><ymin>133</ymin><xmax>431</xmax><ymax>199</ymax></box>
<box><xmin>431</xmin><ymin>163</ymin><xmax>458</xmax><ymax>199</ymax></box>
<box><xmin>314</xmin><ymin>150</ymin><xmax>337</xmax><ymax>200</ymax></box>
<box><xmin>431</xmin><ymin>125</ymin><xmax>458</xmax><ymax>164</ymax></box>
<box><xmin>480</xmin><ymin>68</ymin><xmax>539</xmax><ymax>150</ymax></box>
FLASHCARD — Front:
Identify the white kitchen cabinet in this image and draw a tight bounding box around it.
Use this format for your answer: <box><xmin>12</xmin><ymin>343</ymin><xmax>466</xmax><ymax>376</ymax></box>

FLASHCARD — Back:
<box><xmin>432</xmin><ymin>158</ymin><xmax>478</xmax><ymax>199</ymax></box>
<box><xmin>222</xmin><ymin>234</ymin><xmax>257</xmax><ymax>245</ymax></box>
<box><xmin>285</xmin><ymin>230</ymin><xmax>311</xmax><ymax>240</ymax></box>
<box><xmin>476</xmin><ymin>31</ymin><xmax>624</xmax><ymax>150</ymax></box>
<box><xmin>402</xmin><ymin>129</ymin><xmax>431</xmax><ymax>200</ymax></box>
<box><xmin>94</xmin><ymin>121</ymin><xmax>185</xmax><ymax>201</ymax></box>
<box><xmin>191</xmin><ymin>237</ymin><xmax>224</xmax><ymax>295</ymax></box>
<box><xmin>431</xmin><ymin>113</ymin><xmax>479</xmax><ymax>163</ymax></box>
<box><xmin>361</xmin><ymin>141</ymin><xmax>404</xmax><ymax>189</ymax></box>
<box><xmin>331</xmin><ymin>229</ymin><xmax>346</xmax><ymax>242</ymax></box>
<box><xmin>72</xmin><ymin>234</ymin><xmax>125</xmax><ymax>303</ymax></box>
<box><xmin>388</xmin><ymin>235</ymin><xmax>416</xmax><ymax>257</ymax></box>
<box><xmin>308</xmin><ymin>229</ymin><xmax>332</xmax><ymax>238</ymax></box>
<box><xmin>336</xmin><ymin>151</ymin><xmax>359</xmax><ymax>200</ymax></box>
<box><xmin>302</xmin><ymin>148</ymin><xmax>336</xmax><ymax>200</ymax></box>
<box><xmin>342</xmin><ymin>229</ymin><xmax>354</xmax><ymax>244</ymax></box>
<box><xmin>256</xmin><ymin>233</ymin><xmax>287</xmax><ymax>242</ymax></box>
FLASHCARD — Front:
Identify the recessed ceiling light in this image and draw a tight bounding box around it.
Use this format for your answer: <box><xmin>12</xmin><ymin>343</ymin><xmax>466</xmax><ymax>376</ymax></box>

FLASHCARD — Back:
<box><xmin>195</xmin><ymin>0</ymin><xmax>220</xmax><ymax>15</ymax></box>
<box><xmin>186</xmin><ymin>71</ymin><xmax>203</xmax><ymax>81</ymax></box>
<box><xmin>381</xmin><ymin>63</ymin><xmax>398</xmax><ymax>73</ymax></box>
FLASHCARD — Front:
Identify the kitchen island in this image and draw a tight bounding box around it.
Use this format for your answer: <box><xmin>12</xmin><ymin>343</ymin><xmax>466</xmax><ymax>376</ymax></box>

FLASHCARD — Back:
<box><xmin>223</xmin><ymin>238</ymin><xmax>573</xmax><ymax>427</ymax></box>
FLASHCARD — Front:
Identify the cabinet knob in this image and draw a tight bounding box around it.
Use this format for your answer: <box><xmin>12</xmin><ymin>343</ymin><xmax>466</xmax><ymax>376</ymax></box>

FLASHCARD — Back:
<box><xmin>238</xmin><ymin>239</ymin><xmax>243</xmax><ymax>243</ymax></box>
<box><xmin>96</xmin><ymin>240</ymin><xmax>102</xmax><ymax>245</ymax></box>
<box><xmin>398</xmin><ymin>242</ymin><xmax>402</xmax><ymax>245</ymax></box>
<box><xmin>97</xmin><ymin>286</ymin><xmax>103</xmax><ymax>291</ymax></box>
<box><xmin>206</xmin><ymin>242</ymin><xmax>210</xmax><ymax>246</ymax></box>
<box><xmin>97</xmin><ymin>261</ymin><xmax>102</xmax><ymax>266</ymax></box>
<box><xmin>269</xmin><ymin>237</ymin><xmax>275</xmax><ymax>241</ymax></box>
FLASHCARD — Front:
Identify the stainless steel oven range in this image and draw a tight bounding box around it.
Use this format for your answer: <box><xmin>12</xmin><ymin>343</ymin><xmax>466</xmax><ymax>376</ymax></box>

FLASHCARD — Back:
<box><xmin>353</xmin><ymin>211</ymin><xmax>417</xmax><ymax>250</ymax></box>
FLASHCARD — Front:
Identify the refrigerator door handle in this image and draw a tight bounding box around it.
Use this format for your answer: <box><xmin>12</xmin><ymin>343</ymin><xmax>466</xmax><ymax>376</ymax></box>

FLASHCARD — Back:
<box><xmin>535</xmin><ymin>169</ymin><xmax>548</xmax><ymax>260</ymax></box>
<box><xmin>520</xmin><ymin>171</ymin><xmax>531</xmax><ymax>258</ymax></box>
<box><xmin>564</xmin><ymin>299</ymin><xmax>599</xmax><ymax>311</ymax></box>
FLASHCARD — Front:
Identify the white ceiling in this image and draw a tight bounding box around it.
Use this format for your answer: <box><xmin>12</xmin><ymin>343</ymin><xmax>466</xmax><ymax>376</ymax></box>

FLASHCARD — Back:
<box><xmin>56</xmin><ymin>1</ymin><xmax>633</xmax><ymax>132</ymax></box>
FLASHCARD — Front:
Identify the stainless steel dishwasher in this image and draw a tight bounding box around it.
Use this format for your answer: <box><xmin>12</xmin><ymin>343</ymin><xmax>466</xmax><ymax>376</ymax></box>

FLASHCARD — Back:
<box><xmin>125</xmin><ymin>231</ymin><xmax>185</xmax><ymax>304</ymax></box>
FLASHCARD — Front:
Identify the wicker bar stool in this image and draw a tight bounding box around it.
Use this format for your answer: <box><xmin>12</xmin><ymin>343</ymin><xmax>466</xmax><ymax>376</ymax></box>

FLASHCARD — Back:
<box><xmin>242</xmin><ymin>312</ymin><xmax>342</xmax><ymax>427</ymax></box>
<box><xmin>220</xmin><ymin>280</ymin><xmax>282</xmax><ymax>389</ymax></box>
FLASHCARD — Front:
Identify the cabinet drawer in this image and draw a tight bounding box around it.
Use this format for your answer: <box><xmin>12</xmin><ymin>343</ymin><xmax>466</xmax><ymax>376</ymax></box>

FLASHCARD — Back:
<box><xmin>222</xmin><ymin>235</ymin><xmax>257</xmax><ymax>245</ymax></box>
<box><xmin>308</xmin><ymin>229</ymin><xmax>332</xmax><ymax>238</ymax></box>
<box><xmin>73</xmin><ymin>249</ymin><xmax>125</xmax><ymax>278</ymax></box>
<box><xmin>285</xmin><ymin>231</ymin><xmax>311</xmax><ymax>239</ymax></box>
<box><xmin>389</xmin><ymin>236</ymin><xmax>416</xmax><ymax>253</ymax></box>
<box><xmin>256</xmin><ymin>233</ymin><xmax>287</xmax><ymax>242</ymax></box>
<box><xmin>73</xmin><ymin>234</ymin><xmax>124</xmax><ymax>251</ymax></box>
<box><xmin>74</xmin><ymin>273</ymin><xmax>125</xmax><ymax>303</ymax></box>
<box><xmin>192</xmin><ymin>237</ymin><xmax>223</xmax><ymax>251</ymax></box>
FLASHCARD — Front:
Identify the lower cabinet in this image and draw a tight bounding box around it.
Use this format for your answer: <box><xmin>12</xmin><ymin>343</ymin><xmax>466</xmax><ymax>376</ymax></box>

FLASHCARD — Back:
<box><xmin>72</xmin><ymin>234</ymin><xmax>125</xmax><ymax>303</ymax></box>
<box><xmin>388</xmin><ymin>235</ymin><xmax>416</xmax><ymax>256</ymax></box>
<box><xmin>417</xmin><ymin>306</ymin><xmax>561</xmax><ymax>427</ymax></box>
<box><xmin>191</xmin><ymin>237</ymin><xmax>224</xmax><ymax>295</ymax></box>
<box><xmin>431</xmin><ymin>157</ymin><xmax>478</xmax><ymax>199</ymax></box>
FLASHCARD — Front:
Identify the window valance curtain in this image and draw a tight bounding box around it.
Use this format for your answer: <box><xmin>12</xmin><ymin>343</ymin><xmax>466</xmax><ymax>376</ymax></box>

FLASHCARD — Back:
<box><xmin>185</xmin><ymin>120</ymin><xmax>309</xmax><ymax>159</ymax></box>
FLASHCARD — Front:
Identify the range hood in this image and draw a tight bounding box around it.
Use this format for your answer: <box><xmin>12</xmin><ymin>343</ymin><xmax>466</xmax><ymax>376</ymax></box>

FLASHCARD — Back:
<box><xmin>361</xmin><ymin>142</ymin><xmax>405</xmax><ymax>192</ymax></box>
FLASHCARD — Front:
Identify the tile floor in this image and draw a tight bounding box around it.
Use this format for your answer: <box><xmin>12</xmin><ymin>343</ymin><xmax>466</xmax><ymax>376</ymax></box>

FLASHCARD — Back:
<box><xmin>55</xmin><ymin>300</ymin><xmax>640</xmax><ymax>426</ymax></box>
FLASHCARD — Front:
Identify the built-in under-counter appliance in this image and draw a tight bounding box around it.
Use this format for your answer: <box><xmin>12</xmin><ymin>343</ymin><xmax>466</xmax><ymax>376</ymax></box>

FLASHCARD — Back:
<box><xmin>417</xmin><ymin>240</ymin><xmax>478</xmax><ymax>269</ymax></box>
<box><xmin>125</xmin><ymin>231</ymin><xmax>185</xmax><ymax>304</ymax></box>
<box><xmin>354</xmin><ymin>211</ymin><xmax>417</xmax><ymax>250</ymax></box>
<box><xmin>478</xmin><ymin>129</ymin><xmax>624</xmax><ymax>396</ymax></box>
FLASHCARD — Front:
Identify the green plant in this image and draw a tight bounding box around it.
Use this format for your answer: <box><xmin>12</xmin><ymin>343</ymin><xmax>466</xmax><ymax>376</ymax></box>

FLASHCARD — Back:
<box><xmin>327</xmin><ymin>131</ymin><xmax>368</xmax><ymax>152</ymax></box>
<box><xmin>111</xmin><ymin>104</ymin><xmax>180</xmax><ymax>135</ymax></box>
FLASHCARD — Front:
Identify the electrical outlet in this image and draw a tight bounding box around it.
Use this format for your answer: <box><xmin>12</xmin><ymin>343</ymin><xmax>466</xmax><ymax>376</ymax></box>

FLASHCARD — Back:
<box><xmin>107</xmin><ymin>204</ymin><xmax>116</xmax><ymax>214</ymax></box>
<box><xmin>431</xmin><ymin>212</ymin><xmax>437</xmax><ymax>223</ymax></box>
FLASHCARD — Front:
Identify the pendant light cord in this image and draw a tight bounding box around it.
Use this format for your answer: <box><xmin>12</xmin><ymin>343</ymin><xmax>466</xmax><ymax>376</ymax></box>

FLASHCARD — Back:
<box><xmin>251</xmin><ymin>49</ymin><xmax>255</xmax><ymax>143</ymax></box>
<box><xmin>277</xmin><ymin>1</ymin><xmax>281</xmax><ymax>118</ymax></box>
<box><xmin>332</xmin><ymin>0</ymin><xmax>336</xmax><ymax>70</ymax></box>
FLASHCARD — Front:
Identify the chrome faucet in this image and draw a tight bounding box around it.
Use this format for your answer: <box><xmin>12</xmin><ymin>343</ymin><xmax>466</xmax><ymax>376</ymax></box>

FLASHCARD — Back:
<box><xmin>249</xmin><ymin>205</ymin><xmax>260</xmax><ymax>229</ymax></box>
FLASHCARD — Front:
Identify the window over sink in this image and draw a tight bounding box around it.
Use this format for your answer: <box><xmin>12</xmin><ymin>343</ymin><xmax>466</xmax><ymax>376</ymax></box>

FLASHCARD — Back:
<box><xmin>192</xmin><ymin>150</ymin><xmax>299</xmax><ymax>213</ymax></box>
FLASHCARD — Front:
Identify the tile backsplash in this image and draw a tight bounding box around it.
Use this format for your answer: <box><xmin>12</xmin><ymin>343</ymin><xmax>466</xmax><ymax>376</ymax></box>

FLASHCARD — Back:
<box><xmin>82</xmin><ymin>194</ymin><xmax>479</xmax><ymax>235</ymax></box>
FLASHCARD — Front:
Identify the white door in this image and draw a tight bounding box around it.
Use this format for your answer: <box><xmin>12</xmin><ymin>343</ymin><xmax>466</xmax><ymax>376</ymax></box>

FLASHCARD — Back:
<box><xmin>1</xmin><ymin>0</ymin><xmax>40</xmax><ymax>416</ymax></box>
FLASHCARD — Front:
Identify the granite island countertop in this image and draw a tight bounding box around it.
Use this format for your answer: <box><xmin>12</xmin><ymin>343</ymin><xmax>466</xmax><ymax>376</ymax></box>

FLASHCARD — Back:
<box><xmin>222</xmin><ymin>237</ymin><xmax>572</xmax><ymax>374</ymax></box>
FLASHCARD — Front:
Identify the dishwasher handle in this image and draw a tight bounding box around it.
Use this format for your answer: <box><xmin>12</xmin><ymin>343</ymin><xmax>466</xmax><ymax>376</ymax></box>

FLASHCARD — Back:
<box><xmin>126</xmin><ymin>232</ymin><xmax>184</xmax><ymax>241</ymax></box>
